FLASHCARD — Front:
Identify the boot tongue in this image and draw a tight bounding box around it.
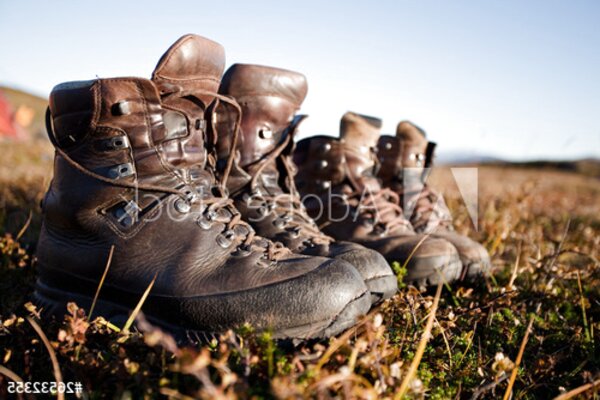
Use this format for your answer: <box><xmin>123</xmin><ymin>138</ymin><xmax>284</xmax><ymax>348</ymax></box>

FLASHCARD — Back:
<box><xmin>339</xmin><ymin>111</ymin><xmax>382</xmax><ymax>151</ymax></box>
<box><xmin>152</xmin><ymin>34</ymin><xmax>225</xmax><ymax>103</ymax></box>
<box><xmin>338</xmin><ymin>112</ymin><xmax>382</xmax><ymax>192</ymax></box>
<box><xmin>150</xmin><ymin>34</ymin><xmax>225</xmax><ymax>179</ymax></box>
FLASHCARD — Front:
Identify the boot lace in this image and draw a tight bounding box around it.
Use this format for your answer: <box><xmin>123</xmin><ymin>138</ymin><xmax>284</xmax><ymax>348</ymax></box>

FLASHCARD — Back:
<box><xmin>404</xmin><ymin>185</ymin><xmax>453</xmax><ymax>231</ymax></box>
<box><xmin>245</xmin><ymin>128</ymin><xmax>333</xmax><ymax>248</ymax></box>
<box><xmin>344</xmin><ymin>186</ymin><xmax>413</xmax><ymax>235</ymax></box>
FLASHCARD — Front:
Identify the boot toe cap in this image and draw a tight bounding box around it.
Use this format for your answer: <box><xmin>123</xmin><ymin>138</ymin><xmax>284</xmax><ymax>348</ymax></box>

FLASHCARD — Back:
<box><xmin>400</xmin><ymin>236</ymin><xmax>463</xmax><ymax>289</ymax></box>
<box><xmin>431</xmin><ymin>231</ymin><xmax>492</xmax><ymax>281</ymax></box>
<box><xmin>179</xmin><ymin>256</ymin><xmax>371</xmax><ymax>339</ymax></box>
<box><xmin>330</xmin><ymin>242</ymin><xmax>398</xmax><ymax>304</ymax></box>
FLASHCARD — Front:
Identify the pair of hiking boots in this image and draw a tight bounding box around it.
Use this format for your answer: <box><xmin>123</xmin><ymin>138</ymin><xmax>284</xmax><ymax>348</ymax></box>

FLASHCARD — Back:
<box><xmin>294</xmin><ymin>113</ymin><xmax>491</xmax><ymax>286</ymax></box>
<box><xmin>34</xmin><ymin>34</ymin><xmax>488</xmax><ymax>340</ymax></box>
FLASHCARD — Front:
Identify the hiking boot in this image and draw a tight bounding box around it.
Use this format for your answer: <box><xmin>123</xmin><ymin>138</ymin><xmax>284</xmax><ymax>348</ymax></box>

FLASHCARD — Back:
<box><xmin>377</xmin><ymin>121</ymin><xmax>491</xmax><ymax>280</ymax></box>
<box><xmin>34</xmin><ymin>34</ymin><xmax>370</xmax><ymax>340</ymax></box>
<box><xmin>293</xmin><ymin>112</ymin><xmax>462</xmax><ymax>289</ymax></box>
<box><xmin>215</xmin><ymin>64</ymin><xmax>397</xmax><ymax>304</ymax></box>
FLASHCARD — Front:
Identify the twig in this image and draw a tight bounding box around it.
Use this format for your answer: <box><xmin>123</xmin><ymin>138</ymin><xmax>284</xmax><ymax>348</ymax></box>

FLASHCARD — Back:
<box><xmin>159</xmin><ymin>387</ymin><xmax>198</xmax><ymax>400</ymax></box>
<box><xmin>553</xmin><ymin>378</ymin><xmax>600</xmax><ymax>400</ymax></box>
<box><xmin>0</xmin><ymin>364</ymin><xmax>25</xmax><ymax>400</ymax></box>
<box><xmin>0</xmin><ymin>363</ymin><xmax>23</xmax><ymax>382</ymax></box>
<box><xmin>502</xmin><ymin>313</ymin><xmax>535</xmax><ymax>400</ymax></box>
<box><xmin>26</xmin><ymin>317</ymin><xmax>64</xmax><ymax>400</ymax></box>
<box><xmin>470</xmin><ymin>372</ymin><xmax>509</xmax><ymax>400</ymax></box>
<box><xmin>394</xmin><ymin>282</ymin><xmax>443</xmax><ymax>399</ymax></box>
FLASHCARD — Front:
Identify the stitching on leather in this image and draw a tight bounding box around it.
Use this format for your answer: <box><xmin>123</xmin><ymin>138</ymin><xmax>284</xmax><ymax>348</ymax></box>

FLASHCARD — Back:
<box><xmin>154</xmin><ymin>36</ymin><xmax>222</xmax><ymax>84</ymax></box>
<box><xmin>157</xmin><ymin>76</ymin><xmax>222</xmax><ymax>85</ymax></box>
<box><xmin>154</xmin><ymin>36</ymin><xmax>191</xmax><ymax>76</ymax></box>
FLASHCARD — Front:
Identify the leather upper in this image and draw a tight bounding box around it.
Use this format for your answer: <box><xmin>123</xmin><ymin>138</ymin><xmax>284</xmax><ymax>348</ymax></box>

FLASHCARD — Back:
<box><xmin>39</xmin><ymin>37</ymin><xmax>327</xmax><ymax>298</ymax></box>
<box><xmin>152</xmin><ymin>34</ymin><xmax>225</xmax><ymax>105</ymax></box>
<box><xmin>376</xmin><ymin>121</ymin><xmax>453</xmax><ymax>232</ymax></box>
<box><xmin>218</xmin><ymin>63</ymin><xmax>308</xmax><ymax>168</ymax></box>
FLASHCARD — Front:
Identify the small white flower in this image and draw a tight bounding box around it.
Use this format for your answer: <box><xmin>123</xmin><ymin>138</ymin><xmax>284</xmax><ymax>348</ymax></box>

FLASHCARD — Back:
<box><xmin>373</xmin><ymin>313</ymin><xmax>383</xmax><ymax>328</ymax></box>
<box><xmin>390</xmin><ymin>362</ymin><xmax>402</xmax><ymax>379</ymax></box>
<box><xmin>409</xmin><ymin>377</ymin><xmax>423</xmax><ymax>393</ymax></box>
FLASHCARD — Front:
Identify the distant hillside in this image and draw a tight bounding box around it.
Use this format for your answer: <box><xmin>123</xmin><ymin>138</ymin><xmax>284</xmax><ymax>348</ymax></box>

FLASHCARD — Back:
<box><xmin>0</xmin><ymin>85</ymin><xmax>48</xmax><ymax>140</ymax></box>
<box><xmin>488</xmin><ymin>158</ymin><xmax>600</xmax><ymax>179</ymax></box>
<box><xmin>437</xmin><ymin>150</ymin><xmax>600</xmax><ymax>179</ymax></box>
<box><xmin>435</xmin><ymin>150</ymin><xmax>505</xmax><ymax>165</ymax></box>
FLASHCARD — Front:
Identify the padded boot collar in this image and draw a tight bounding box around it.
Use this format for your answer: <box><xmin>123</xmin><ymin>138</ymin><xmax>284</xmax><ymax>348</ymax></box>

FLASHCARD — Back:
<box><xmin>395</xmin><ymin>120</ymin><xmax>429</xmax><ymax>168</ymax></box>
<box><xmin>152</xmin><ymin>34</ymin><xmax>225</xmax><ymax>104</ymax></box>
<box><xmin>219</xmin><ymin>64</ymin><xmax>308</xmax><ymax>169</ymax></box>
<box><xmin>220</xmin><ymin>63</ymin><xmax>307</xmax><ymax>107</ymax></box>
<box><xmin>340</xmin><ymin>111</ymin><xmax>382</xmax><ymax>152</ymax></box>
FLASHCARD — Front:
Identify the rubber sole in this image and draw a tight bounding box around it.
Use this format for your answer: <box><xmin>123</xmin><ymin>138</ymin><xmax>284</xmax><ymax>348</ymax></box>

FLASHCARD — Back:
<box><xmin>33</xmin><ymin>280</ymin><xmax>371</xmax><ymax>342</ymax></box>
<box><xmin>403</xmin><ymin>253</ymin><xmax>463</xmax><ymax>291</ymax></box>
<box><xmin>460</xmin><ymin>259</ymin><xmax>492</xmax><ymax>282</ymax></box>
<box><xmin>364</xmin><ymin>274</ymin><xmax>398</xmax><ymax>304</ymax></box>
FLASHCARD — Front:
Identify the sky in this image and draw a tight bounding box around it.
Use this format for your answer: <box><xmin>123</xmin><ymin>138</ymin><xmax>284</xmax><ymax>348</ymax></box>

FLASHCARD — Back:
<box><xmin>1</xmin><ymin>0</ymin><xmax>598</xmax><ymax>160</ymax></box>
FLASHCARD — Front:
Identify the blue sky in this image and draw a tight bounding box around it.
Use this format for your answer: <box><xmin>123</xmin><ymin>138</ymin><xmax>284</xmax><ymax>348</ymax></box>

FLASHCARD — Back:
<box><xmin>1</xmin><ymin>0</ymin><xmax>598</xmax><ymax>160</ymax></box>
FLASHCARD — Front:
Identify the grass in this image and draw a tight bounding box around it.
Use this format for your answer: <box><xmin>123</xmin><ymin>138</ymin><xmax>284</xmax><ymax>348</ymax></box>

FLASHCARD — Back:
<box><xmin>0</xmin><ymin>141</ymin><xmax>599</xmax><ymax>399</ymax></box>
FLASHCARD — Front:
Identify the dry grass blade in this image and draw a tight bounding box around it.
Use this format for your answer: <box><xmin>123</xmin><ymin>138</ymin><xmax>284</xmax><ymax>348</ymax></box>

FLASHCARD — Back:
<box><xmin>15</xmin><ymin>210</ymin><xmax>32</xmax><ymax>241</ymax></box>
<box><xmin>394</xmin><ymin>282</ymin><xmax>443</xmax><ymax>399</ymax></box>
<box><xmin>122</xmin><ymin>272</ymin><xmax>158</xmax><ymax>333</ymax></box>
<box><xmin>507</xmin><ymin>241</ymin><xmax>522</xmax><ymax>289</ymax></box>
<box><xmin>0</xmin><ymin>363</ymin><xmax>24</xmax><ymax>382</ymax></box>
<box><xmin>0</xmin><ymin>364</ymin><xmax>27</xmax><ymax>400</ymax></box>
<box><xmin>553</xmin><ymin>378</ymin><xmax>600</xmax><ymax>400</ymax></box>
<box><xmin>576</xmin><ymin>271</ymin><xmax>592</xmax><ymax>343</ymax></box>
<box><xmin>502</xmin><ymin>313</ymin><xmax>535</xmax><ymax>400</ymax></box>
<box><xmin>159</xmin><ymin>387</ymin><xmax>198</xmax><ymax>399</ymax></box>
<box><xmin>401</xmin><ymin>233</ymin><xmax>432</xmax><ymax>271</ymax></box>
<box><xmin>315</xmin><ymin>308</ymin><xmax>379</xmax><ymax>371</ymax></box>
<box><xmin>89</xmin><ymin>244</ymin><xmax>115</xmax><ymax>320</ymax></box>
<box><xmin>26</xmin><ymin>317</ymin><xmax>65</xmax><ymax>400</ymax></box>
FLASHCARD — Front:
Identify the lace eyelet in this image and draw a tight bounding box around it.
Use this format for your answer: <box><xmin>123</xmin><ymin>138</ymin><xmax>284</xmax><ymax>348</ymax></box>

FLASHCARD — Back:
<box><xmin>206</xmin><ymin>209</ymin><xmax>218</xmax><ymax>221</ymax></box>
<box><xmin>234</xmin><ymin>244</ymin><xmax>252</xmax><ymax>257</ymax></box>
<box><xmin>174</xmin><ymin>199</ymin><xmax>191</xmax><ymax>214</ymax></box>
<box><xmin>197</xmin><ymin>216</ymin><xmax>212</xmax><ymax>230</ymax></box>
<box><xmin>216</xmin><ymin>229</ymin><xmax>235</xmax><ymax>248</ymax></box>
<box><xmin>362</xmin><ymin>217</ymin><xmax>375</xmax><ymax>227</ymax></box>
<box><xmin>257</xmin><ymin>206</ymin><xmax>269</xmax><ymax>216</ymax></box>
<box><xmin>273</xmin><ymin>218</ymin><xmax>286</xmax><ymax>229</ymax></box>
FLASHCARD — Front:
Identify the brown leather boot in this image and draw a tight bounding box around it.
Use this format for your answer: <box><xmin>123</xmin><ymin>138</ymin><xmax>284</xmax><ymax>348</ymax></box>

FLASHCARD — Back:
<box><xmin>215</xmin><ymin>64</ymin><xmax>397</xmax><ymax>304</ymax></box>
<box><xmin>377</xmin><ymin>121</ymin><xmax>491</xmax><ymax>280</ymax></box>
<box><xmin>34</xmin><ymin>34</ymin><xmax>371</xmax><ymax>340</ymax></box>
<box><xmin>294</xmin><ymin>112</ymin><xmax>462</xmax><ymax>289</ymax></box>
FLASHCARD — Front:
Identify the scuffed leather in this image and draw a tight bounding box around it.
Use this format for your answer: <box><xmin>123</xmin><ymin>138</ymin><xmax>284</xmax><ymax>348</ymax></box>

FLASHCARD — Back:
<box><xmin>36</xmin><ymin>35</ymin><xmax>369</xmax><ymax>336</ymax></box>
